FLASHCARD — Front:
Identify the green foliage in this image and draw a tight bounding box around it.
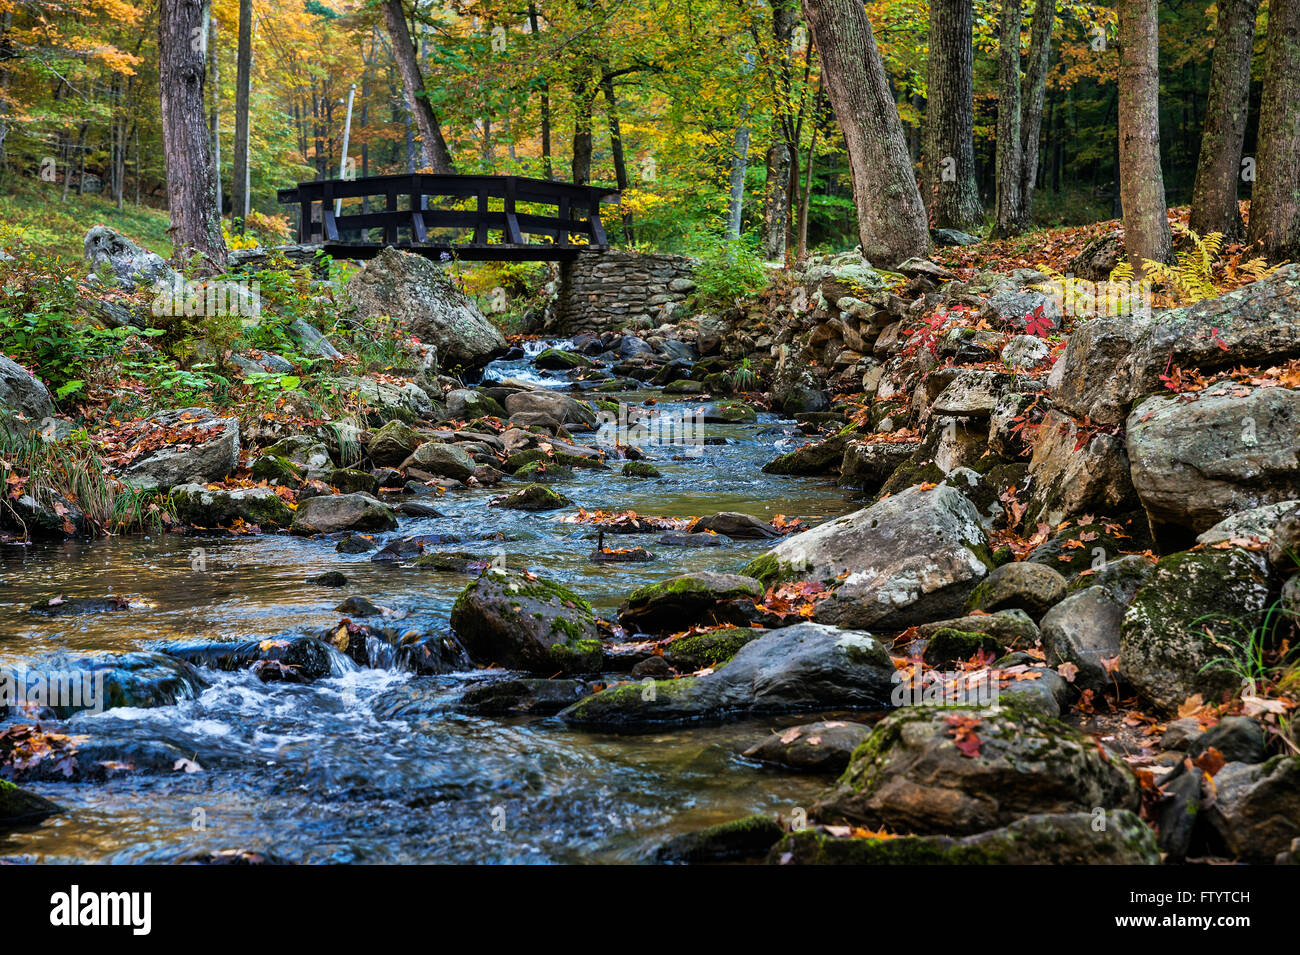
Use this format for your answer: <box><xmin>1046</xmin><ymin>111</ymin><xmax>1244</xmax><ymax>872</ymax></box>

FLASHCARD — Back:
<box><xmin>728</xmin><ymin>357</ymin><xmax>758</xmax><ymax>392</ymax></box>
<box><xmin>686</xmin><ymin>233</ymin><xmax>771</xmax><ymax>310</ymax></box>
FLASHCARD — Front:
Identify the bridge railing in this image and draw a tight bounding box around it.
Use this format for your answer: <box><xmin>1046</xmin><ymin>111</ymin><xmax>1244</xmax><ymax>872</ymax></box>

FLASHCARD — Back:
<box><xmin>276</xmin><ymin>173</ymin><xmax>620</xmax><ymax>260</ymax></box>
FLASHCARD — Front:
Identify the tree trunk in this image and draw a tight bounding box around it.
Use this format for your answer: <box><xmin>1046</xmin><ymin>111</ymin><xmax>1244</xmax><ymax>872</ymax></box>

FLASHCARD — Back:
<box><xmin>1189</xmin><ymin>0</ymin><xmax>1258</xmax><ymax>240</ymax></box>
<box><xmin>725</xmin><ymin>118</ymin><xmax>752</xmax><ymax>240</ymax></box>
<box><xmin>209</xmin><ymin>16</ymin><xmax>222</xmax><ymax>216</ymax></box>
<box><xmin>232</xmin><ymin>0</ymin><xmax>252</xmax><ymax>229</ymax></box>
<box><xmin>995</xmin><ymin>0</ymin><xmax>1024</xmax><ymax>237</ymax></box>
<box><xmin>925</xmin><ymin>0</ymin><xmax>982</xmax><ymax>230</ymax></box>
<box><xmin>159</xmin><ymin>0</ymin><xmax>226</xmax><ymax>264</ymax></box>
<box><xmin>570</xmin><ymin>69</ymin><xmax>595</xmax><ymax>185</ymax></box>
<box><xmin>601</xmin><ymin>71</ymin><xmax>633</xmax><ymax>241</ymax></box>
<box><xmin>797</xmin><ymin>106</ymin><xmax>819</xmax><ymax>258</ymax></box>
<box><xmin>1117</xmin><ymin>0</ymin><xmax>1173</xmax><ymax>266</ymax></box>
<box><xmin>527</xmin><ymin>4</ymin><xmax>553</xmax><ymax>179</ymax></box>
<box><xmin>1018</xmin><ymin>0</ymin><xmax>1054</xmax><ymax>220</ymax></box>
<box><xmin>762</xmin><ymin>0</ymin><xmax>797</xmax><ymax>261</ymax></box>
<box><xmin>1246</xmin><ymin>0</ymin><xmax>1300</xmax><ymax>258</ymax></box>
<box><xmin>800</xmin><ymin>0</ymin><xmax>928</xmax><ymax>266</ymax></box>
<box><xmin>381</xmin><ymin>0</ymin><xmax>455</xmax><ymax>173</ymax></box>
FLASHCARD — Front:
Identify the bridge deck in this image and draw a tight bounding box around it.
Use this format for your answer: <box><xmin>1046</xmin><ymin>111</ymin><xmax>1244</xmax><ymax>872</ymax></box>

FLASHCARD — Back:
<box><xmin>277</xmin><ymin>173</ymin><xmax>619</xmax><ymax>262</ymax></box>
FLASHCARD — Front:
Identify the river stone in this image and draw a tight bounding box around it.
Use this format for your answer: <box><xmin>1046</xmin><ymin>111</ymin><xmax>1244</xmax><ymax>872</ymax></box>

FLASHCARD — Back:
<box><xmin>1066</xmin><ymin>553</ymin><xmax>1157</xmax><ymax>604</ymax></box>
<box><xmin>157</xmin><ymin>636</ymin><xmax>336</xmax><ymax>682</ymax></box>
<box><xmin>745</xmin><ymin>483</ymin><xmax>990</xmax><ymax>632</ymax></box>
<box><xmin>913</xmin><ymin>609</ymin><xmax>1041</xmax><ymax>647</ymax></box>
<box><xmin>650</xmin><ymin>815</ymin><xmax>786</xmax><ymax>864</ymax></box>
<box><xmin>454</xmin><ymin>677</ymin><xmax>589</xmax><ymax>715</ymax></box>
<box><xmin>980</xmin><ymin>289</ymin><xmax>1061</xmax><ymax>330</ymax></box>
<box><xmin>504</xmin><ymin>390</ymin><xmax>597</xmax><ymax>427</ymax></box>
<box><xmin>839</xmin><ymin>438</ymin><xmax>921</xmax><ymax>489</ymax></box>
<box><xmin>490</xmin><ymin>483</ymin><xmax>572</xmax><ymax>511</ymax></box>
<box><xmin>265</xmin><ymin>435</ymin><xmax>333</xmax><ymax>470</ymax></box>
<box><xmin>1197</xmin><ymin>500</ymin><xmax>1300</xmax><ymax>549</ymax></box>
<box><xmin>450</xmin><ymin>569</ymin><xmax>601</xmax><ymax>675</ymax></box>
<box><xmin>930</xmin><ymin>370</ymin><xmax>1009</xmax><ymax>418</ymax></box>
<box><xmin>535</xmin><ymin>347</ymin><xmax>593</xmax><ymax>370</ymax></box>
<box><xmin>1189</xmin><ymin>716</ymin><xmax>1269</xmax><ymax>765</ymax></box>
<box><xmin>171</xmin><ymin>484</ymin><xmax>295</xmax><ymax>529</ymax></box>
<box><xmin>762</xmin><ymin>434</ymin><xmax>849</xmax><ymax>476</ymax></box>
<box><xmin>689</xmin><ymin>512</ymin><xmax>781</xmax><ymax>539</ymax></box>
<box><xmin>1040</xmin><ymin>586</ymin><xmax>1125</xmax><ymax>694</ymax></box>
<box><xmin>0</xmin><ymin>354</ymin><xmax>54</xmax><ymax>431</ymax></box>
<box><xmin>769</xmin><ymin>811</ymin><xmax>1159</xmax><ymax>865</ymax></box>
<box><xmin>290</xmin><ymin>492</ymin><xmax>398</xmax><ymax>535</ymax></box>
<box><xmin>0</xmin><ymin>780</ymin><xmax>61</xmax><ymax>828</ymax></box>
<box><xmin>1</xmin><ymin>651</ymin><xmax>207</xmax><ymax>718</ymax></box>
<box><xmin>116</xmin><ymin>408</ymin><xmax>240</xmax><ymax>491</ymax></box>
<box><xmin>1026</xmin><ymin>410</ymin><xmax>1136</xmax><ymax>525</ymax></box>
<box><xmin>1206</xmin><ymin>757</ymin><xmax>1300</xmax><ymax>864</ymax></box>
<box><xmin>812</xmin><ymin>705</ymin><xmax>1139</xmax><ymax>835</ymax></box>
<box><xmin>1001</xmin><ymin>335</ymin><xmax>1051</xmax><ymax>370</ymax></box>
<box><xmin>368</xmin><ymin>421</ymin><xmax>423</xmax><ymax>466</ymax></box>
<box><xmin>403</xmin><ymin>441</ymin><xmax>476</xmax><ymax>481</ymax></box>
<box><xmin>1128</xmin><ymin>383</ymin><xmax>1300</xmax><ymax>535</ymax></box>
<box><xmin>617</xmin><ymin>572</ymin><xmax>765</xmax><ymax>635</ymax></box>
<box><xmin>346</xmin><ymin>247</ymin><xmax>507</xmax><ymax>371</ymax></box>
<box><xmin>445</xmin><ymin>388</ymin><xmax>506</xmax><ymax>420</ymax></box>
<box><xmin>743</xmin><ymin>720</ymin><xmax>873</xmax><ymax>774</ymax></box>
<box><xmin>964</xmin><ymin>561</ymin><xmax>1067</xmax><ymax>620</ymax></box>
<box><xmin>1119</xmin><ymin>547</ymin><xmax>1271</xmax><ymax>714</ymax></box>
<box><xmin>560</xmin><ymin>622</ymin><xmax>895</xmax><ymax>727</ymax></box>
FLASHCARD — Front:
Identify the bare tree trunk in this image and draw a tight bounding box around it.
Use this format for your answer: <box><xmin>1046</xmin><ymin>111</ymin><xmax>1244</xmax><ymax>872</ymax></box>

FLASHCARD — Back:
<box><xmin>0</xmin><ymin>11</ymin><xmax>11</xmax><ymax>169</ymax></box>
<box><xmin>209</xmin><ymin>16</ymin><xmax>222</xmax><ymax>216</ymax></box>
<box><xmin>1246</xmin><ymin>0</ymin><xmax>1300</xmax><ymax>258</ymax></box>
<box><xmin>381</xmin><ymin>0</ymin><xmax>455</xmax><ymax>173</ymax></box>
<box><xmin>995</xmin><ymin>0</ymin><xmax>1025</xmax><ymax>237</ymax></box>
<box><xmin>601</xmin><ymin>71</ymin><xmax>633</xmax><ymax>241</ymax></box>
<box><xmin>159</xmin><ymin>0</ymin><xmax>226</xmax><ymax>264</ymax></box>
<box><xmin>527</xmin><ymin>4</ymin><xmax>553</xmax><ymax>178</ymax></box>
<box><xmin>725</xmin><ymin>119</ymin><xmax>752</xmax><ymax>240</ymax></box>
<box><xmin>570</xmin><ymin>68</ymin><xmax>595</xmax><ymax>185</ymax></box>
<box><xmin>1189</xmin><ymin>0</ymin><xmax>1258</xmax><ymax>240</ymax></box>
<box><xmin>797</xmin><ymin>99</ymin><xmax>819</xmax><ymax>258</ymax></box>
<box><xmin>762</xmin><ymin>0</ymin><xmax>797</xmax><ymax>261</ymax></box>
<box><xmin>1018</xmin><ymin>0</ymin><xmax>1054</xmax><ymax>220</ymax></box>
<box><xmin>232</xmin><ymin>0</ymin><xmax>252</xmax><ymax>229</ymax></box>
<box><xmin>800</xmin><ymin>0</ymin><xmax>929</xmax><ymax>266</ymax></box>
<box><xmin>925</xmin><ymin>0</ymin><xmax>982</xmax><ymax>230</ymax></box>
<box><xmin>1117</xmin><ymin>0</ymin><xmax>1172</xmax><ymax>266</ymax></box>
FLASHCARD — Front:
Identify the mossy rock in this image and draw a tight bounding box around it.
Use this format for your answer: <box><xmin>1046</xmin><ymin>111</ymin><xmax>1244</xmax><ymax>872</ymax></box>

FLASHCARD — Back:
<box><xmin>708</xmin><ymin>400</ymin><xmax>757</xmax><ymax>423</ymax></box>
<box><xmin>618</xmin><ymin>572</ymin><xmax>765</xmax><ymax>635</ymax></box>
<box><xmin>535</xmin><ymin>347</ymin><xmax>594</xmax><ymax>370</ymax></box>
<box><xmin>702</xmin><ymin>372</ymin><xmax>733</xmax><ymax>394</ymax></box>
<box><xmin>621</xmin><ymin>461</ymin><xmax>662</xmax><ymax>478</ymax></box>
<box><xmin>367</xmin><ymin>420</ymin><xmax>423</xmax><ymax>467</ymax></box>
<box><xmin>171</xmin><ymin>484</ymin><xmax>296</xmax><ymax>529</ymax></box>
<box><xmin>250</xmin><ymin>454</ymin><xmax>302</xmax><ymax>485</ymax></box>
<box><xmin>450</xmin><ymin>569</ymin><xmax>601</xmax><ymax>674</ymax></box>
<box><xmin>922</xmin><ymin>627</ymin><xmax>1003</xmax><ymax>667</ymax></box>
<box><xmin>662</xmin><ymin>626</ymin><xmax>762</xmax><ymax>670</ymax></box>
<box><xmin>0</xmin><ymin>779</ymin><xmax>61</xmax><ymax>827</ymax></box>
<box><xmin>514</xmin><ymin>460</ymin><xmax>576</xmax><ymax>482</ymax></box>
<box><xmin>769</xmin><ymin>811</ymin><xmax>1159</xmax><ymax>865</ymax></box>
<box><xmin>651</xmin><ymin>814</ymin><xmax>784</xmax><ymax>863</ymax></box>
<box><xmin>491</xmin><ymin>483</ymin><xmax>573</xmax><ymax>511</ymax></box>
<box><xmin>762</xmin><ymin>434</ymin><xmax>848</xmax><ymax>475</ymax></box>
<box><xmin>663</xmin><ymin>379</ymin><xmax>706</xmax><ymax>394</ymax></box>
<box><xmin>503</xmin><ymin>448</ymin><xmax>602</xmax><ymax>473</ymax></box>
<box><xmin>1028</xmin><ymin>516</ymin><xmax>1154</xmax><ymax>580</ymax></box>
<box><xmin>328</xmin><ymin>467</ymin><xmax>380</xmax><ymax>496</ymax></box>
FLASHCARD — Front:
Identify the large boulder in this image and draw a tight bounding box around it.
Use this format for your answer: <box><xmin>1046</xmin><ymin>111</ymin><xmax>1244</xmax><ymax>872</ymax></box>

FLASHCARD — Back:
<box><xmin>449</xmin><ymin>569</ymin><xmax>602</xmax><ymax>674</ymax></box>
<box><xmin>1052</xmin><ymin>265</ymin><xmax>1300</xmax><ymax>426</ymax></box>
<box><xmin>289</xmin><ymin>492</ymin><xmax>398</xmax><ymax>535</ymax></box>
<box><xmin>560</xmin><ymin>622</ymin><xmax>895</xmax><ymax>726</ymax></box>
<box><xmin>618</xmin><ymin>572</ymin><xmax>765</xmax><ymax>635</ymax></box>
<box><xmin>1026</xmin><ymin>410</ymin><xmax>1136</xmax><ymax>525</ymax></box>
<box><xmin>813</xmin><ymin>705</ymin><xmax>1139</xmax><ymax>835</ymax></box>
<box><xmin>0</xmin><ymin>354</ymin><xmax>54</xmax><ymax>430</ymax></box>
<box><xmin>115</xmin><ymin>408</ymin><xmax>240</xmax><ymax>491</ymax></box>
<box><xmin>346</xmin><ymin>248</ymin><xmax>507</xmax><ymax>371</ymax></box>
<box><xmin>1119</xmin><ymin>547</ymin><xmax>1272</xmax><ymax>714</ymax></box>
<box><xmin>404</xmin><ymin>441</ymin><xmax>477</xmax><ymax>481</ymax></box>
<box><xmin>1206</xmin><ymin>757</ymin><xmax>1300</xmax><ymax>863</ymax></box>
<box><xmin>1127</xmin><ymin>383</ymin><xmax>1300</xmax><ymax>535</ymax></box>
<box><xmin>84</xmin><ymin>225</ymin><xmax>174</xmax><ymax>288</ymax></box>
<box><xmin>745</xmin><ymin>483</ymin><xmax>991</xmax><ymax>631</ymax></box>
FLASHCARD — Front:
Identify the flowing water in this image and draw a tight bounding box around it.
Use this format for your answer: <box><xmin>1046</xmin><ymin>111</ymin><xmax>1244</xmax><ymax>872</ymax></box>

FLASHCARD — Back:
<box><xmin>0</xmin><ymin>349</ymin><xmax>861</xmax><ymax>863</ymax></box>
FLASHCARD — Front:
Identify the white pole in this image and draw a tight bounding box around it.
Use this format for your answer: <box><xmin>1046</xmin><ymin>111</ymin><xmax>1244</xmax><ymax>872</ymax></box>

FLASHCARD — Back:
<box><xmin>335</xmin><ymin>83</ymin><xmax>356</xmax><ymax>218</ymax></box>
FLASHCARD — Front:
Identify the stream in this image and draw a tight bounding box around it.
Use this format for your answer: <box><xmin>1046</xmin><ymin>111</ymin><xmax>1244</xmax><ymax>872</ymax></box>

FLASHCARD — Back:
<box><xmin>0</xmin><ymin>344</ymin><xmax>861</xmax><ymax>864</ymax></box>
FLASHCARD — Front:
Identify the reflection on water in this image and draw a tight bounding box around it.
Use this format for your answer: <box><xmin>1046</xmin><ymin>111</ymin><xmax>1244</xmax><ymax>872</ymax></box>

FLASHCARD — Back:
<box><xmin>0</xmin><ymin>392</ymin><xmax>856</xmax><ymax>863</ymax></box>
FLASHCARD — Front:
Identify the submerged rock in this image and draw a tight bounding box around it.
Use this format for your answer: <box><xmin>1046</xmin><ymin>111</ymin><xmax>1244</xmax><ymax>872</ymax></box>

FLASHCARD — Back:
<box><xmin>450</xmin><ymin>570</ymin><xmax>602</xmax><ymax>675</ymax></box>
<box><xmin>2</xmin><ymin>651</ymin><xmax>207</xmax><ymax>717</ymax></box>
<box><xmin>455</xmin><ymin>678</ymin><xmax>589</xmax><ymax>715</ymax></box>
<box><xmin>560</xmin><ymin>622</ymin><xmax>895</xmax><ymax>727</ymax></box>
<box><xmin>650</xmin><ymin>815</ymin><xmax>785</xmax><ymax>864</ymax></box>
<box><xmin>743</xmin><ymin>720</ymin><xmax>873</xmax><ymax>774</ymax></box>
<box><xmin>0</xmin><ymin>779</ymin><xmax>61</xmax><ymax>828</ymax></box>
<box><xmin>689</xmin><ymin>512</ymin><xmax>781</xmax><ymax>539</ymax></box>
<box><xmin>157</xmin><ymin>636</ymin><xmax>336</xmax><ymax>682</ymax></box>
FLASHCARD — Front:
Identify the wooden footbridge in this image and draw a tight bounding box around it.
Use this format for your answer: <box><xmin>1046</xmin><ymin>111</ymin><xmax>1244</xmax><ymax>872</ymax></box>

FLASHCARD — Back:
<box><xmin>277</xmin><ymin>173</ymin><xmax>619</xmax><ymax>262</ymax></box>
